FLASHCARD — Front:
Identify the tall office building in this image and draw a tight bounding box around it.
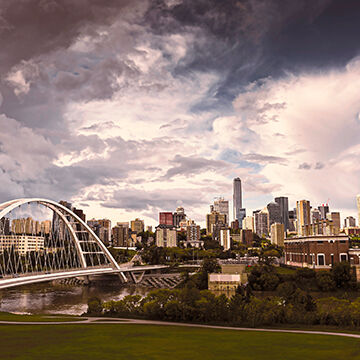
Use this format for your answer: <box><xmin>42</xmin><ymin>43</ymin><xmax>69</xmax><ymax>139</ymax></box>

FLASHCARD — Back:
<box><xmin>233</xmin><ymin>177</ymin><xmax>242</xmax><ymax>221</ymax></box>
<box><xmin>254</xmin><ymin>208</ymin><xmax>269</xmax><ymax>237</ymax></box>
<box><xmin>344</xmin><ymin>216</ymin><xmax>356</xmax><ymax>228</ymax></box>
<box><xmin>156</xmin><ymin>227</ymin><xmax>177</xmax><ymax>248</ymax></box>
<box><xmin>242</xmin><ymin>216</ymin><xmax>254</xmax><ymax>232</ymax></box>
<box><xmin>213</xmin><ymin>197</ymin><xmax>229</xmax><ymax>224</ymax></box>
<box><xmin>267</xmin><ymin>202</ymin><xmax>281</xmax><ymax>228</ymax></box>
<box><xmin>274</xmin><ymin>197</ymin><xmax>289</xmax><ymax>231</ymax></box>
<box><xmin>173</xmin><ymin>207</ymin><xmax>186</xmax><ymax>228</ymax></box>
<box><xmin>130</xmin><ymin>218</ymin><xmax>145</xmax><ymax>234</ymax></box>
<box><xmin>311</xmin><ymin>208</ymin><xmax>321</xmax><ymax>224</ymax></box>
<box><xmin>318</xmin><ymin>204</ymin><xmax>330</xmax><ymax>220</ymax></box>
<box><xmin>206</xmin><ymin>211</ymin><xmax>227</xmax><ymax>235</ymax></box>
<box><xmin>220</xmin><ymin>229</ymin><xmax>231</xmax><ymax>250</ymax></box>
<box><xmin>87</xmin><ymin>218</ymin><xmax>111</xmax><ymax>245</ymax></box>
<box><xmin>270</xmin><ymin>223</ymin><xmax>285</xmax><ymax>246</ymax></box>
<box><xmin>112</xmin><ymin>223</ymin><xmax>129</xmax><ymax>247</ymax></box>
<box><xmin>296</xmin><ymin>200</ymin><xmax>311</xmax><ymax>236</ymax></box>
<box><xmin>326</xmin><ymin>212</ymin><xmax>341</xmax><ymax>234</ymax></box>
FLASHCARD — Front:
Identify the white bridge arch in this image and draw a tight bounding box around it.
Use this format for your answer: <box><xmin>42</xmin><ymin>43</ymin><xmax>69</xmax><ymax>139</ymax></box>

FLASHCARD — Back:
<box><xmin>0</xmin><ymin>198</ymin><xmax>167</xmax><ymax>290</ymax></box>
<box><xmin>0</xmin><ymin>198</ymin><xmax>128</xmax><ymax>288</ymax></box>
<box><xmin>0</xmin><ymin>198</ymin><xmax>120</xmax><ymax>271</ymax></box>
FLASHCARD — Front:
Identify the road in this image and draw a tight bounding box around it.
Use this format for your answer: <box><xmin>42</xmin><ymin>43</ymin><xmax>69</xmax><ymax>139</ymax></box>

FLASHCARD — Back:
<box><xmin>1</xmin><ymin>317</ymin><xmax>360</xmax><ymax>339</ymax></box>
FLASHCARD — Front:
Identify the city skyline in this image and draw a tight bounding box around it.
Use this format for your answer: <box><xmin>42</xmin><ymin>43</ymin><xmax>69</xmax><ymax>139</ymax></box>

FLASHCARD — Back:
<box><xmin>1</xmin><ymin>1</ymin><xmax>360</xmax><ymax>228</ymax></box>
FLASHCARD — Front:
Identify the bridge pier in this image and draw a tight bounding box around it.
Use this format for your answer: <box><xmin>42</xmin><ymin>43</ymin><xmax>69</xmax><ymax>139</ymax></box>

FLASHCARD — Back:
<box><xmin>129</xmin><ymin>271</ymin><xmax>145</xmax><ymax>284</ymax></box>
<box><xmin>118</xmin><ymin>272</ymin><xmax>128</xmax><ymax>283</ymax></box>
<box><xmin>82</xmin><ymin>275</ymin><xmax>90</xmax><ymax>285</ymax></box>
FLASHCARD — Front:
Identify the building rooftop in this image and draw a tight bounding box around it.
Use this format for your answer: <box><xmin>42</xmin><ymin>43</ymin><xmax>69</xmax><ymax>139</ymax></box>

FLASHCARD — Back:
<box><xmin>209</xmin><ymin>274</ymin><xmax>241</xmax><ymax>282</ymax></box>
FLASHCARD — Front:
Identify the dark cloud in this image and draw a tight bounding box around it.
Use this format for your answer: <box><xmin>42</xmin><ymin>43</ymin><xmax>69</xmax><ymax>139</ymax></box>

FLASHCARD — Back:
<box><xmin>298</xmin><ymin>162</ymin><xmax>312</xmax><ymax>170</ymax></box>
<box><xmin>0</xmin><ymin>0</ymin><xmax>358</xmax><ymax>219</ymax></box>
<box><xmin>160</xmin><ymin>154</ymin><xmax>229</xmax><ymax>180</ymax></box>
<box><xmin>143</xmin><ymin>0</ymin><xmax>343</xmax><ymax>103</ymax></box>
<box><xmin>0</xmin><ymin>0</ymin><xmax>134</xmax><ymax>74</ymax></box>
<box><xmin>314</xmin><ymin>162</ymin><xmax>325</xmax><ymax>170</ymax></box>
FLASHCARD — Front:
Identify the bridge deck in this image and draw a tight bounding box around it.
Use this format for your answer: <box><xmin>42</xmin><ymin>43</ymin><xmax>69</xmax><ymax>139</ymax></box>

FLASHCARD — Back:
<box><xmin>0</xmin><ymin>265</ymin><xmax>168</xmax><ymax>290</ymax></box>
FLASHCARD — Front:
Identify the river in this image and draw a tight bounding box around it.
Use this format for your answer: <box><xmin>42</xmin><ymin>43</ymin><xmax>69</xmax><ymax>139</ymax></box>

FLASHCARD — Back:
<box><xmin>0</xmin><ymin>275</ymin><xmax>150</xmax><ymax>315</ymax></box>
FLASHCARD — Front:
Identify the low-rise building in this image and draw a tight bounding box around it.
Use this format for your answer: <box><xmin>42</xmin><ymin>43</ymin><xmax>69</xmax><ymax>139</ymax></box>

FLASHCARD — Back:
<box><xmin>208</xmin><ymin>274</ymin><xmax>242</xmax><ymax>292</ymax></box>
<box><xmin>208</xmin><ymin>264</ymin><xmax>248</xmax><ymax>296</ymax></box>
<box><xmin>284</xmin><ymin>235</ymin><xmax>349</xmax><ymax>268</ymax></box>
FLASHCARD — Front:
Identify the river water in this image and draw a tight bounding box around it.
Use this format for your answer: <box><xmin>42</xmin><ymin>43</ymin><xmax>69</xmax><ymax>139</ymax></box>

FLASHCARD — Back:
<box><xmin>0</xmin><ymin>275</ymin><xmax>150</xmax><ymax>315</ymax></box>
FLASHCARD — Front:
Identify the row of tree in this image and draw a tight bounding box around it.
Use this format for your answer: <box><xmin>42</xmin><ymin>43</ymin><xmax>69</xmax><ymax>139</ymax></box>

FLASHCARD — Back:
<box><xmin>87</xmin><ymin>283</ymin><xmax>360</xmax><ymax>328</ymax></box>
<box><xmin>248</xmin><ymin>263</ymin><xmax>357</xmax><ymax>292</ymax></box>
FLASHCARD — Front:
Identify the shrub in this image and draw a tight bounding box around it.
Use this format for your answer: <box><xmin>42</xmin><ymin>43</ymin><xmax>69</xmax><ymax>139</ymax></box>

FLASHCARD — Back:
<box><xmin>316</xmin><ymin>271</ymin><xmax>336</xmax><ymax>292</ymax></box>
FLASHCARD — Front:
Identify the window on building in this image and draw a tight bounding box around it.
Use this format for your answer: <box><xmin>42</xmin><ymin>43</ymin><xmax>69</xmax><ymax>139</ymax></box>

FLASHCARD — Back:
<box><xmin>331</xmin><ymin>254</ymin><xmax>334</xmax><ymax>266</ymax></box>
<box><xmin>340</xmin><ymin>254</ymin><xmax>348</xmax><ymax>262</ymax></box>
<box><xmin>318</xmin><ymin>254</ymin><xmax>325</xmax><ymax>266</ymax></box>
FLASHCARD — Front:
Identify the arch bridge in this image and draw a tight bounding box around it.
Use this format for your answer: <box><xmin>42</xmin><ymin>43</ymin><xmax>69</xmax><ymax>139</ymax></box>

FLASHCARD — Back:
<box><xmin>0</xmin><ymin>198</ymin><xmax>166</xmax><ymax>289</ymax></box>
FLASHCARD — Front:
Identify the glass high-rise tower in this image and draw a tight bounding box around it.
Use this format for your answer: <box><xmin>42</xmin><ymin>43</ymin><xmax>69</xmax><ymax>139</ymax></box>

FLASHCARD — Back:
<box><xmin>233</xmin><ymin>178</ymin><xmax>244</xmax><ymax>223</ymax></box>
<box><xmin>275</xmin><ymin>196</ymin><xmax>289</xmax><ymax>231</ymax></box>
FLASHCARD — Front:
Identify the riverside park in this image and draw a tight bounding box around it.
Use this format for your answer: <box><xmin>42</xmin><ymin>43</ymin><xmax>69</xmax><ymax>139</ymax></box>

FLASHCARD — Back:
<box><xmin>0</xmin><ymin>313</ymin><xmax>360</xmax><ymax>360</ymax></box>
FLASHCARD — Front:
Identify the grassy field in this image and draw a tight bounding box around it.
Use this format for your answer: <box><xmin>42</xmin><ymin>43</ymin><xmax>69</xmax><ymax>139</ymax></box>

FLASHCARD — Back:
<box><xmin>0</xmin><ymin>311</ymin><xmax>82</xmax><ymax>322</ymax></box>
<box><xmin>0</xmin><ymin>323</ymin><xmax>360</xmax><ymax>359</ymax></box>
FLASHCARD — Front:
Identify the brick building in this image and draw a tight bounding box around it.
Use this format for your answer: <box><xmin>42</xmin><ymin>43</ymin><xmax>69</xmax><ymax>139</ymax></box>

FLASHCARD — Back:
<box><xmin>284</xmin><ymin>235</ymin><xmax>349</xmax><ymax>268</ymax></box>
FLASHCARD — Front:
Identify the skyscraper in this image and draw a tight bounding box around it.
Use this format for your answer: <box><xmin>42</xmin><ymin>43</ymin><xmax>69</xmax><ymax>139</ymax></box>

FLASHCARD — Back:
<box><xmin>274</xmin><ymin>196</ymin><xmax>289</xmax><ymax>231</ymax></box>
<box><xmin>233</xmin><ymin>178</ymin><xmax>242</xmax><ymax>221</ymax></box>
<box><xmin>326</xmin><ymin>212</ymin><xmax>341</xmax><ymax>234</ymax></box>
<box><xmin>173</xmin><ymin>207</ymin><xmax>186</xmax><ymax>227</ymax></box>
<box><xmin>296</xmin><ymin>200</ymin><xmax>311</xmax><ymax>236</ymax></box>
<box><xmin>206</xmin><ymin>211</ymin><xmax>227</xmax><ymax>235</ymax></box>
<box><xmin>318</xmin><ymin>204</ymin><xmax>330</xmax><ymax>220</ymax></box>
<box><xmin>213</xmin><ymin>197</ymin><xmax>229</xmax><ymax>224</ymax></box>
<box><xmin>254</xmin><ymin>208</ymin><xmax>269</xmax><ymax>237</ymax></box>
<box><xmin>344</xmin><ymin>216</ymin><xmax>356</xmax><ymax>228</ymax></box>
<box><xmin>267</xmin><ymin>201</ymin><xmax>281</xmax><ymax>228</ymax></box>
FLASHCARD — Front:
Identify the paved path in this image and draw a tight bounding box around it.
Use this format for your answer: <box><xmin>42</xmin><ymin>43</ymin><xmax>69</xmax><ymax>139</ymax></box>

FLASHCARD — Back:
<box><xmin>1</xmin><ymin>317</ymin><xmax>360</xmax><ymax>339</ymax></box>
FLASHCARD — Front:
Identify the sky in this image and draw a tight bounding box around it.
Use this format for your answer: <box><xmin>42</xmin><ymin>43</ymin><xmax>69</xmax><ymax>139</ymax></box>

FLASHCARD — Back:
<box><xmin>1</xmin><ymin>0</ymin><xmax>360</xmax><ymax>227</ymax></box>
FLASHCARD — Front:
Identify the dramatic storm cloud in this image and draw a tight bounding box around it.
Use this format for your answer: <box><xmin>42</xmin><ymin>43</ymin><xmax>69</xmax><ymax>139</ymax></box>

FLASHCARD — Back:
<box><xmin>1</xmin><ymin>0</ymin><xmax>360</xmax><ymax>225</ymax></box>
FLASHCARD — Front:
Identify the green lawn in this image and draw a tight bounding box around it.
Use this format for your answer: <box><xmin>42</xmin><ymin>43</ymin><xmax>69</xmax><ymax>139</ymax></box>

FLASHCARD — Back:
<box><xmin>0</xmin><ymin>324</ymin><xmax>360</xmax><ymax>360</ymax></box>
<box><xmin>0</xmin><ymin>311</ymin><xmax>82</xmax><ymax>322</ymax></box>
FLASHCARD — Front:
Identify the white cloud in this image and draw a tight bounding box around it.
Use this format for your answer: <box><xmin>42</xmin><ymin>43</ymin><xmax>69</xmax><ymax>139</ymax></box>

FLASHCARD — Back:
<box><xmin>229</xmin><ymin>57</ymin><xmax>360</xmax><ymax>218</ymax></box>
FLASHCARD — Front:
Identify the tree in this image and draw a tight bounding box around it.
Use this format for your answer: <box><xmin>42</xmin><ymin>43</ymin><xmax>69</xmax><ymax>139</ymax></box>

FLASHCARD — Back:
<box><xmin>87</xmin><ymin>297</ymin><xmax>103</xmax><ymax>314</ymax></box>
<box><xmin>331</xmin><ymin>262</ymin><xmax>355</xmax><ymax>289</ymax></box>
<box><xmin>248</xmin><ymin>265</ymin><xmax>280</xmax><ymax>291</ymax></box>
<box><xmin>203</xmin><ymin>238</ymin><xmax>222</xmax><ymax>250</ymax></box>
<box><xmin>277</xmin><ymin>281</ymin><xmax>297</xmax><ymax>303</ymax></box>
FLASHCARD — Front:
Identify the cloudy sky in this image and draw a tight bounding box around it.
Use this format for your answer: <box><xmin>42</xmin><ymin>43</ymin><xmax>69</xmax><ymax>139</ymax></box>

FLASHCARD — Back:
<box><xmin>1</xmin><ymin>0</ymin><xmax>360</xmax><ymax>227</ymax></box>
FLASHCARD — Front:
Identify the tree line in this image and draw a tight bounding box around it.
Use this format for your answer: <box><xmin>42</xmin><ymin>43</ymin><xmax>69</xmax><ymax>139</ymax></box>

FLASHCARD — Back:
<box><xmin>87</xmin><ymin>261</ymin><xmax>360</xmax><ymax>329</ymax></box>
